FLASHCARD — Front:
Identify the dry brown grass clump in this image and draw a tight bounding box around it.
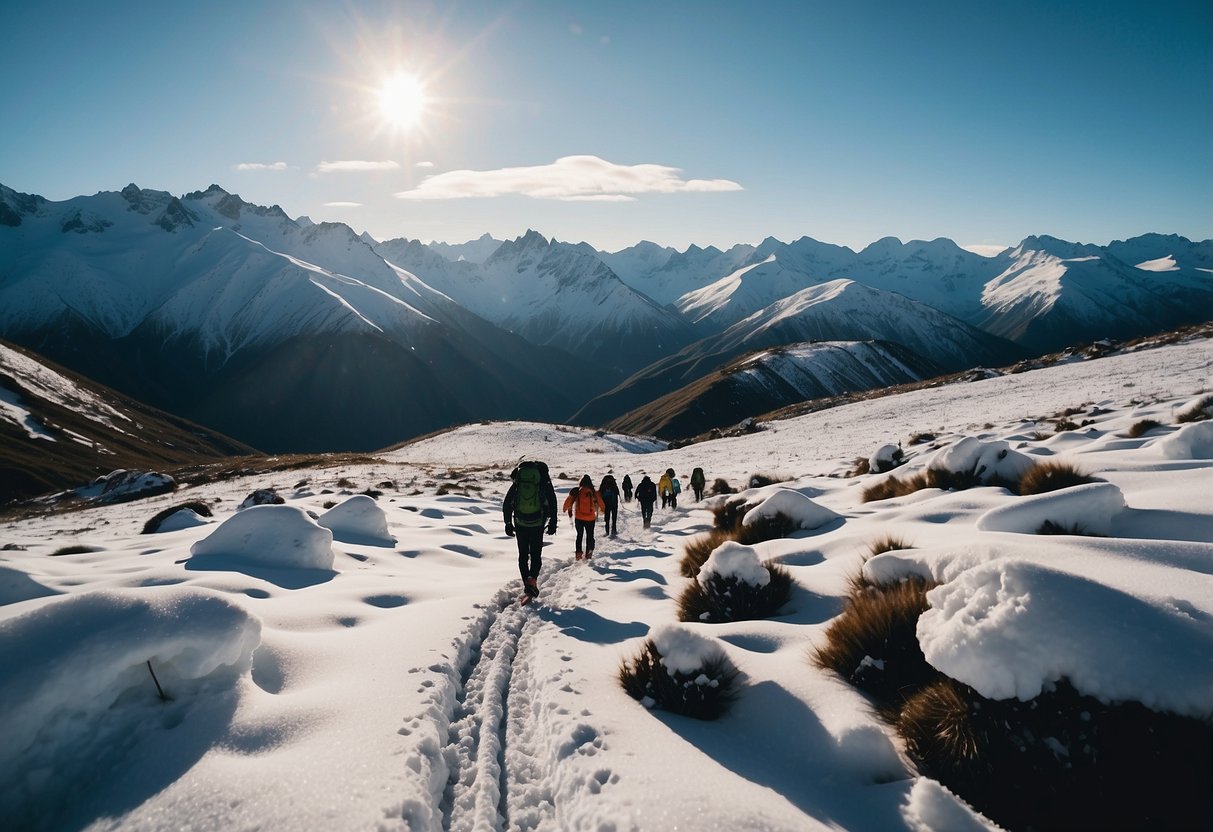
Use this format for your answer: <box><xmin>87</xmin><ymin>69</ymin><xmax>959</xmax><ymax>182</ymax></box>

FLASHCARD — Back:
<box><xmin>707</xmin><ymin>477</ymin><xmax>735</xmax><ymax>496</ymax></box>
<box><xmin>813</xmin><ymin>576</ymin><xmax>941</xmax><ymax>711</ymax></box>
<box><xmin>1176</xmin><ymin>394</ymin><xmax>1213</xmax><ymax>423</ymax></box>
<box><xmin>868</xmin><ymin>534</ymin><xmax>915</xmax><ymax>557</ymax></box>
<box><xmin>861</xmin><ymin>465</ymin><xmax>1021</xmax><ymax>503</ymax></box>
<box><xmin>907</xmin><ymin>432</ymin><xmax>936</xmax><ymax>445</ymax></box>
<box><xmin>141</xmin><ymin>500</ymin><xmax>213</xmax><ymax>534</ymax></box>
<box><xmin>747</xmin><ymin>472</ymin><xmax>787</xmax><ymax>489</ymax></box>
<box><xmin>735</xmin><ymin>512</ymin><xmax>799</xmax><ymax>546</ymax></box>
<box><xmin>1124</xmin><ymin>419</ymin><xmax>1162</xmax><ymax>438</ymax></box>
<box><xmin>1018</xmin><ymin>460</ymin><xmax>1100</xmax><ymax>496</ymax></box>
<box><xmin>679</xmin><ymin>529</ymin><xmax>733</xmax><ymax>578</ymax></box>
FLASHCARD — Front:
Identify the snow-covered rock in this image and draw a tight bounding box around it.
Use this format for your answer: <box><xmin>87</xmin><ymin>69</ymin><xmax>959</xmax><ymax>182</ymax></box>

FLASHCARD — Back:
<box><xmin>317</xmin><ymin>494</ymin><xmax>394</xmax><ymax>546</ymax></box>
<box><xmin>976</xmin><ymin>482</ymin><xmax>1126</xmax><ymax>535</ymax></box>
<box><xmin>933</xmin><ymin>437</ymin><xmax>1035</xmax><ymax>485</ymax></box>
<box><xmin>190</xmin><ymin>505</ymin><xmax>334</xmax><ymax>570</ymax></box>
<box><xmin>868</xmin><ymin>443</ymin><xmax>904</xmax><ymax>473</ymax></box>
<box><xmin>154</xmin><ymin>508</ymin><xmax>212</xmax><ymax>533</ymax></box>
<box><xmin>95</xmin><ymin>470</ymin><xmax>176</xmax><ymax>503</ymax></box>
<box><xmin>917</xmin><ymin>560</ymin><xmax>1213</xmax><ymax>717</ymax></box>
<box><xmin>238</xmin><ymin>488</ymin><xmax>284</xmax><ymax>509</ymax></box>
<box><xmin>742</xmin><ymin>487</ymin><xmax>840</xmax><ymax>530</ymax></box>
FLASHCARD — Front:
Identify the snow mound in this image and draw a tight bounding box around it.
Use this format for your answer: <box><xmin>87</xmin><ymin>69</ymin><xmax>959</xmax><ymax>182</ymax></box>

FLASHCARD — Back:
<box><xmin>933</xmin><ymin>437</ymin><xmax>1035</xmax><ymax>484</ymax></box>
<box><xmin>155</xmin><ymin>508</ymin><xmax>212</xmax><ymax>533</ymax></box>
<box><xmin>742</xmin><ymin>487</ymin><xmax>840</xmax><ymax>530</ymax></box>
<box><xmin>868</xmin><ymin>443</ymin><xmax>903</xmax><ymax>473</ymax></box>
<box><xmin>698</xmin><ymin>541</ymin><xmax>770</xmax><ymax>588</ymax></box>
<box><xmin>190</xmin><ymin>505</ymin><xmax>335</xmax><ymax>570</ymax></box>
<box><xmin>1155</xmin><ymin>420</ymin><xmax>1213</xmax><ymax>459</ymax></box>
<box><xmin>650</xmin><ymin>624</ymin><xmax>726</xmax><ymax>676</ymax></box>
<box><xmin>976</xmin><ymin>482</ymin><xmax>1126</xmax><ymax>535</ymax></box>
<box><xmin>317</xmin><ymin>494</ymin><xmax>394</xmax><ymax>545</ymax></box>
<box><xmin>917</xmin><ymin>560</ymin><xmax>1213</xmax><ymax>717</ymax></box>
<box><xmin>0</xmin><ymin>565</ymin><xmax>57</xmax><ymax>607</ymax></box>
<box><xmin>0</xmin><ymin>588</ymin><xmax>260</xmax><ymax>816</ymax></box>
<box><xmin>901</xmin><ymin>778</ymin><xmax>999</xmax><ymax>832</ymax></box>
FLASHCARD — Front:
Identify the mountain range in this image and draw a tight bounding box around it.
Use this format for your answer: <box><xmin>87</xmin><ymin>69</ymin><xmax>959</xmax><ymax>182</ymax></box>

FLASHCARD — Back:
<box><xmin>1</xmin><ymin>180</ymin><xmax>1209</xmax><ymax>453</ymax></box>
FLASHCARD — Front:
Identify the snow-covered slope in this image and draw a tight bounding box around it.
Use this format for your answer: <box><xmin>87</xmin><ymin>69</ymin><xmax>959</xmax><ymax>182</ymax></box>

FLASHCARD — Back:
<box><xmin>1</xmin><ymin>335</ymin><xmax>1208</xmax><ymax>831</ymax></box>
<box><xmin>576</xmin><ymin>280</ymin><xmax>1021</xmax><ymax>428</ymax></box>
<box><xmin>605</xmin><ymin>339</ymin><xmax>942</xmax><ymax>439</ymax></box>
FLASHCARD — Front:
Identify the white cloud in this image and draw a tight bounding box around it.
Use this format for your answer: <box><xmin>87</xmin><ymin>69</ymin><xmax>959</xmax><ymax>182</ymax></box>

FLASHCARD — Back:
<box><xmin>324</xmin><ymin>202</ymin><xmax>362</xmax><ymax>207</ymax></box>
<box><xmin>316</xmin><ymin>160</ymin><xmax>401</xmax><ymax>174</ymax></box>
<box><xmin>415</xmin><ymin>161</ymin><xmax>435</xmax><ymax>168</ymax></box>
<box><xmin>394</xmin><ymin>155</ymin><xmax>742</xmax><ymax>201</ymax></box>
<box><xmin>235</xmin><ymin>162</ymin><xmax>288</xmax><ymax>171</ymax></box>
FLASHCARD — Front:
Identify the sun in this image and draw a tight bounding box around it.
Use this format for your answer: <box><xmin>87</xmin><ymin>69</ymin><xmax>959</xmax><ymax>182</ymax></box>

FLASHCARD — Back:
<box><xmin>376</xmin><ymin>72</ymin><xmax>428</xmax><ymax>131</ymax></box>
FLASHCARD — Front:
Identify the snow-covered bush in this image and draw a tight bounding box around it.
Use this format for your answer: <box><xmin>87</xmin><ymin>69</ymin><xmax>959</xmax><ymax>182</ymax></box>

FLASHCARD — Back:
<box><xmin>1124</xmin><ymin>418</ymin><xmax>1161</xmax><ymax>438</ymax></box>
<box><xmin>742</xmin><ymin>488</ymin><xmax>839</xmax><ymax>532</ymax></box>
<box><xmin>933</xmin><ymin>437</ymin><xmax>1035</xmax><ymax>486</ymax></box>
<box><xmin>1017</xmin><ymin>460</ymin><xmax>1100</xmax><ymax>496</ymax></box>
<box><xmin>677</xmin><ymin>541</ymin><xmax>792</xmax><ymax>623</ymax></box>
<box><xmin>317</xmin><ymin>494</ymin><xmax>394</xmax><ymax>546</ymax></box>
<box><xmin>239</xmin><ymin>488</ymin><xmax>284</xmax><ymax>509</ymax></box>
<box><xmin>812</xmin><ymin>575</ymin><xmax>941</xmax><ymax>711</ymax></box>
<box><xmin>708</xmin><ymin>477</ymin><xmax>734</xmax><ymax>496</ymax></box>
<box><xmin>976</xmin><ymin>482</ymin><xmax>1125</xmax><ymax>536</ymax></box>
<box><xmin>1155</xmin><ymin>419</ymin><xmax>1213</xmax><ymax>459</ymax></box>
<box><xmin>619</xmin><ymin>625</ymin><xmax>741</xmax><ymax>720</ymax></box>
<box><xmin>190</xmin><ymin>505</ymin><xmax>335</xmax><ymax>570</ymax></box>
<box><xmin>679</xmin><ymin>529</ymin><xmax>732</xmax><ymax>578</ymax></box>
<box><xmin>142</xmin><ymin>501</ymin><xmax>213</xmax><ymax>534</ymax></box>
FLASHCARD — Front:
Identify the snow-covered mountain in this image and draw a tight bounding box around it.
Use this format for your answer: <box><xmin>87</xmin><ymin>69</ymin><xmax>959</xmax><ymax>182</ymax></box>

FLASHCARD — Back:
<box><xmin>576</xmin><ymin>280</ymin><xmax>1021</xmax><ymax>428</ymax></box>
<box><xmin>425</xmin><ymin>232</ymin><xmax>504</xmax><ymax>264</ymax></box>
<box><xmin>378</xmin><ymin>229</ymin><xmax>695</xmax><ymax>375</ymax></box>
<box><xmin>0</xmin><ymin>340</ymin><xmax>253</xmax><ymax>502</ymax></box>
<box><xmin>0</xmin><ymin>184</ymin><xmax>594</xmax><ymax>452</ymax></box>
<box><xmin>603</xmin><ymin>340</ymin><xmax>941</xmax><ymax>439</ymax></box>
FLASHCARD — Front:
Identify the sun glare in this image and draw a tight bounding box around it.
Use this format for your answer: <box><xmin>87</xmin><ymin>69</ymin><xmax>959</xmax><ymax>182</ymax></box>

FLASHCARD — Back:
<box><xmin>377</xmin><ymin>72</ymin><xmax>428</xmax><ymax>131</ymax></box>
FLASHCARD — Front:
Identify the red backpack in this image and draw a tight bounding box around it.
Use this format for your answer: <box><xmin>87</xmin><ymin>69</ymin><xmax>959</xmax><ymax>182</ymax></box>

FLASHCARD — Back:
<box><xmin>577</xmin><ymin>487</ymin><xmax>598</xmax><ymax>516</ymax></box>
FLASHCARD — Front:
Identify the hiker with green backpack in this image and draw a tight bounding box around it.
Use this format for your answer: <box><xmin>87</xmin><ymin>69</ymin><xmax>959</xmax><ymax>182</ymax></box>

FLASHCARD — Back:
<box><xmin>503</xmin><ymin>458</ymin><xmax>558</xmax><ymax>600</ymax></box>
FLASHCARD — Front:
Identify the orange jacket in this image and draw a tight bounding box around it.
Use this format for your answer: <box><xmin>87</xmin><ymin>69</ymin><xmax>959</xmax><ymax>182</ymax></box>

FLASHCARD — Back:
<box><xmin>563</xmin><ymin>486</ymin><xmax>606</xmax><ymax>521</ymax></box>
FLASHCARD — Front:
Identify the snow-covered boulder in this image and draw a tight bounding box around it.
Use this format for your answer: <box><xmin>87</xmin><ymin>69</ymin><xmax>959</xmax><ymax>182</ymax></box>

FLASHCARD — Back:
<box><xmin>933</xmin><ymin>437</ymin><xmax>1035</xmax><ymax>485</ymax></box>
<box><xmin>156</xmin><ymin>508</ymin><xmax>211</xmax><ymax>533</ymax></box>
<box><xmin>741</xmin><ymin>487</ymin><xmax>840</xmax><ymax>531</ymax></box>
<box><xmin>95</xmin><ymin>469</ymin><xmax>177</xmax><ymax>503</ymax></box>
<box><xmin>868</xmin><ymin>443</ymin><xmax>904</xmax><ymax>474</ymax></box>
<box><xmin>698</xmin><ymin>541</ymin><xmax>770</xmax><ymax>588</ymax></box>
<box><xmin>0</xmin><ymin>588</ymin><xmax>260</xmax><ymax>817</ymax></box>
<box><xmin>317</xmin><ymin>494</ymin><xmax>394</xmax><ymax>546</ymax></box>
<box><xmin>190</xmin><ymin>505</ymin><xmax>334</xmax><ymax>570</ymax></box>
<box><xmin>1155</xmin><ymin>420</ymin><xmax>1213</xmax><ymax>460</ymax></box>
<box><xmin>976</xmin><ymin>482</ymin><xmax>1126</xmax><ymax>536</ymax></box>
<box><xmin>239</xmin><ymin>488</ymin><xmax>284</xmax><ymax>509</ymax></box>
<box><xmin>917</xmin><ymin>561</ymin><xmax>1213</xmax><ymax>717</ymax></box>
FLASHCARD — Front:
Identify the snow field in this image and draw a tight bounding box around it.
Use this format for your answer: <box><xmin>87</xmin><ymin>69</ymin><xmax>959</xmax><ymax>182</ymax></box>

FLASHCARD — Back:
<box><xmin>0</xmin><ymin>337</ymin><xmax>1209</xmax><ymax>829</ymax></box>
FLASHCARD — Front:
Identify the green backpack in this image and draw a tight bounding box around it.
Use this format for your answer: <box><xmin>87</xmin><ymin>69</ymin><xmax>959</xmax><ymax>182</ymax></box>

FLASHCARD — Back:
<box><xmin>513</xmin><ymin>461</ymin><xmax>547</xmax><ymax>527</ymax></box>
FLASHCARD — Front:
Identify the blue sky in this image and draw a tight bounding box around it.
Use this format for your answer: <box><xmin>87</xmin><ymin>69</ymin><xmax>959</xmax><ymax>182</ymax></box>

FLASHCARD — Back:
<box><xmin>2</xmin><ymin>0</ymin><xmax>1209</xmax><ymax>251</ymax></box>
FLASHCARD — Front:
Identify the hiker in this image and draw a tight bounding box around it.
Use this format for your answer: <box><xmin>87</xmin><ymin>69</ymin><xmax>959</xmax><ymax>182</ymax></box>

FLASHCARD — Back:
<box><xmin>599</xmin><ymin>473</ymin><xmax>620</xmax><ymax>537</ymax></box>
<box><xmin>658</xmin><ymin>470</ymin><xmax>673</xmax><ymax>509</ymax></box>
<box><xmin>563</xmin><ymin>474</ymin><xmax>606</xmax><ymax>560</ymax></box>
<box><xmin>621</xmin><ymin>474</ymin><xmax>634</xmax><ymax>503</ymax></box>
<box><xmin>670</xmin><ymin>471</ymin><xmax>682</xmax><ymax>509</ymax></box>
<box><xmin>503</xmin><ymin>458</ymin><xmax>558</xmax><ymax>599</ymax></box>
<box><xmin>690</xmin><ymin>467</ymin><xmax>706</xmax><ymax>501</ymax></box>
<box><xmin>635</xmin><ymin>474</ymin><xmax>657</xmax><ymax>529</ymax></box>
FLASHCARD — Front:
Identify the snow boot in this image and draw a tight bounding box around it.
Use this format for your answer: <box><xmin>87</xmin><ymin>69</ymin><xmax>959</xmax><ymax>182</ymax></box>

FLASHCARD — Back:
<box><xmin>524</xmin><ymin>577</ymin><xmax>538</xmax><ymax>597</ymax></box>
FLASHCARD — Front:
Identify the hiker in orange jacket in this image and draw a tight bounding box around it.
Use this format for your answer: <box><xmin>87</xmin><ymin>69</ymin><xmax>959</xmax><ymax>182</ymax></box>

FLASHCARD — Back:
<box><xmin>563</xmin><ymin>474</ymin><xmax>606</xmax><ymax>560</ymax></box>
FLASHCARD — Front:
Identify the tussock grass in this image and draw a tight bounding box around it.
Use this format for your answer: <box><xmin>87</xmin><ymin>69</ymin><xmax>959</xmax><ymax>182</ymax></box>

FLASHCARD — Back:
<box><xmin>747</xmin><ymin>472</ymin><xmax>787</xmax><ymax>489</ymax></box>
<box><xmin>1176</xmin><ymin>394</ymin><xmax>1213</xmax><ymax>423</ymax></box>
<box><xmin>868</xmin><ymin>534</ymin><xmax>915</xmax><ymax>558</ymax></box>
<box><xmin>735</xmin><ymin>512</ymin><xmax>798</xmax><ymax>546</ymax></box>
<box><xmin>677</xmin><ymin>564</ymin><xmax>793</xmax><ymax>623</ymax></box>
<box><xmin>679</xmin><ymin>529</ymin><xmax>732</xmax><ymax>578</ymax></box>
<box><xmin>861</xmin><ymin>466</ymin><xmax>1019</xmax><ymax>503</ymax></box>
<box><xmin>1124</xmin><ymin>419</ymin><xmax>1162</xmax><ymax>438</ymax></box>
<box><xmin>619</xmin><ymin>640</ymin><xmax>741</xmax><ymax>720</ymax></box>
<box><xmin>907</xmin><ymin>432</ymin><xmax>936</xmax><ymax>445</ymax></box>
<box><xmin>141</xmin><ymin>501</ymin><xmax>213</xmax><ymax>534</ymax></box>
<box><xmin>847</xmin><ymin>457</ymin><xmax>871</xmax><ymax>477</ymax></box>
<box><xmin>51</xmin><ymin>544</ymin><xmax>98</xmax><ymax>556</ymax></box>
<box><xmin>896</xmin><ymin>677</ymin><xmax>1213</xmax><ymax>832</ymax></box>
<box><xmin>707</xmin><ymin>477</ymin><xmax>734</xmax><ymax>496</ymax></box>
<box><xmin>1018</xmin><ymin>460</ymin><xmax>1100</xmax><ymax>496</ymax></box>
<box><xmin>812</xmin><ymin>576</ymin><xmax>941</xmax><ymax>711</ymax></box>
<box><xmin>710</xmin><ymin>496</ymin><xmax>752</xmax><ymax>533</ymax></box>
<box><xmin>1036</xmin><ymin>520</ymin><xmax>1103</xmax><ymax>537</ymax></box>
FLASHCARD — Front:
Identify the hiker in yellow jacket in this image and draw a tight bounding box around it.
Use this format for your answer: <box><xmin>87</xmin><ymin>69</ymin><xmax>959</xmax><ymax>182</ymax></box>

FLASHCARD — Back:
<box><xmin>563</xmin><ymin>474</ymin><xmax>606</xmax><ymax>560</ymax></box>
<box><xmin>658</xmin><ymin>470</ymin><xmax>674</xmax><ymax>509</ymax></box>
